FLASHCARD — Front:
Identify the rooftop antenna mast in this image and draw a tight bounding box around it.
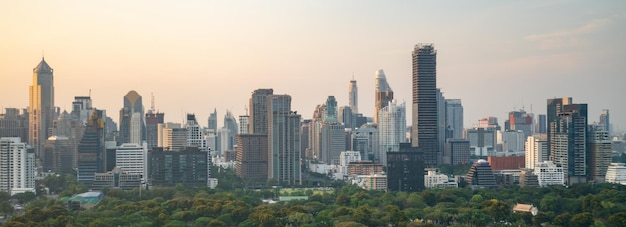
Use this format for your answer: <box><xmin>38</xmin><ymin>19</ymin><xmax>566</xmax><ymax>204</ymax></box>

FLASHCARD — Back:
<box><xmin>151</xmin><ymin>92</ymin><xmax>155</xmax><ymax>111</ymax></box>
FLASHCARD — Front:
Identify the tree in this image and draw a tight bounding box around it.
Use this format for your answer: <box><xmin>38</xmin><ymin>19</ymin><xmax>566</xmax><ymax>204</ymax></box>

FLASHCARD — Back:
<box><xmin>608</xmin><ymin>212</ymin><xmax>626</xmax><ymax>227</ymax></box>
<box><xmin>571</xmin><ymin>212</ymin><xmax>594</xmax><ymax>227</ymax></box>
<box><xmin>481</xmin><ymin>199</ymin><xmax>510</xmax><ymax>223</ymax></box>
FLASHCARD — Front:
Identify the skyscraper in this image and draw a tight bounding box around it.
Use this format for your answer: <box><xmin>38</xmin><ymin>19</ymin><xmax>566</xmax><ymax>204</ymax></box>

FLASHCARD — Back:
<box><xmin>588</xmin><ymin>125</ymin><xmax>611</xmax><ymax>183</ymax></box>
<box><xmin>0</xmin><ymin>137</ymin><xmax>35</xmax><ymax>194</ymax></box>
<box><xmin>249</xmin><ymin>89</ymin><xmax>273</xmax><ymax>134</ymax></box>
<box><xmin>77</xmin><ymin>110</ymin><xmax>106</xmax><ymax>186</ymax></box>
<box><xmin>374</xmin><ymin>69</ymin><xmax>393</xmax><ymax>125</ymax></box>
<box><xmin>507</xmin><ymin>110</ymin><xmax>533</xmax><ymax>138</ymax></box>
<box><xmin>208</xmin><ymin>108</ymin><xmax>218</xmax><ymax>133</ymax></box>
<box><xmin>525</xmin><ymin>134</ymin><xmax>548</xmax><ymax>169</ymax></box>
<box><xmin>599</xmin><ymin>109</ymin><xmax>610</xmax><ymax>135</ymax></box>
<box><xmin>267</xmin><ymin>95</ymin><xmax>301</xmax><ymax>185</ymax></box>
<box><xmin>548</xmin><ymin>98</ymin><xmax>588</xmax><ymax>185</ymax></box>
<box><xmin>119</xmin><ymin>91</ymin><xmax>145</xmax><ymax>145</ymax></box>
<box><xmin>145</xmin><ymin>110</ymin><xmax>164</xmax><ymax>149</ymax></box>
<box><xmin>29</xmin><ymin>58</ymin><xmax>55</xmax><ymax>161</ymax></box>
<box><xmin>445</xmin><ymin>99</ymin><xmax>464</xmax><ymax>139</ymax></box>
<box><xmin>0</xmin><ymin>108</ymin><xmax>29</xmax><ymax>143</ymax></box>
<box><xmin>224</xmin><ymin>110</ymin><xmax>238</xmax><ymax>151</ymax></box>
<box><xmin>378</xmin><ymin>101</ymin><xmax>406</xmax><ymax>165</ymax></box>
<box><xmin>412</xmin><ymin>43</ymin><xmax>439</xmax><ymax>167</ymax></box>
<box><xmin>349</xmin><ymin>78</ymin><xmax>358</xmax><ymax>114</ymax></box>
<box><xmin>437</xmin><ymin>89</ymin><xmax>446</xmax><ymax>160</ymax></box>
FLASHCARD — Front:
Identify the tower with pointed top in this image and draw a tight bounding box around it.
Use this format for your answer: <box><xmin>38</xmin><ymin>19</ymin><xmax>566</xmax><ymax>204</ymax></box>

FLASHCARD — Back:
<box><xmin>374</xmin><ymin>69</ymin><xmax>394</xmax><ymax>125</ymax></box>
<box><xmin>29</xmin><ymin>58</ymin><xmax>55</xmax><ymax>161</ymax></box>
<box><xmin>349</xmin><ymin>77</ymin><xmax>358</xmax><ymax>114</ymax></box>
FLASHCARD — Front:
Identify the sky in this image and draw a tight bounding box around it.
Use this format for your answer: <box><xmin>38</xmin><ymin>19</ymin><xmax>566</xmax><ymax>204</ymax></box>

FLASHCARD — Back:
<box><xmin>1</xmin><ymin>1</ymin><xmax>625</xmax><ymax>133</ymax></box>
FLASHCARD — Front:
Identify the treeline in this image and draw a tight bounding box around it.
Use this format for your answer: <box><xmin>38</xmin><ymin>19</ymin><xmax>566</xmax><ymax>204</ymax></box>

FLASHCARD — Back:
<box><xmin>3</xmin><ymin>181</ymin><xmax>626</xmax><ymax>227</ymax></box>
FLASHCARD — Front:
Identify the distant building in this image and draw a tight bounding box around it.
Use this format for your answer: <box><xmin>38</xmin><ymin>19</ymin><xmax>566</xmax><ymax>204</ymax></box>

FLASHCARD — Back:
<box><xmin>352</xmin><ymin>123</ymin><xmax>378</xmax><ymax>161</ymax></box>
<box><xmin>235</xmin><ymin>134</ymin><xmax>268</xmax><ymax>183</ymax></box>
<box><xmin>91</xmin><ymin>167</ymin><xmax>141</xmax><ymax>190</ymax></box>
<box><xmin>378</xmin><ymin>101</ymin><xmax>406</xmax><ymax>165</ymax></box>
<box><xmin>239</xmin><ymin>115</ymin><xmax>249</xmax><ymax>134</ymax></box>
<box><xmin>599</xmin><ymin>109</ymin><xmax>610</xmax><ymax>135</ymax></box>
<box><xmin>119</xmin><ymin>90</ymin><xmax>145</xmax><ymax>145</ymax></box>
<box><xmin>29</xmin><ymin>58</ymin><xmax>55</xmax><ymax>161</ymax></box>
<box><xmin>355</xmin><ymin>174</ymin><xmax>387</xmax><ymax>191</ymax></box>
<box><xmin>386</xmin><ymin>143</ymin><xmax>424</xmax><ymax>192</ymax></box>
<box><xmin>43</xmin><ymin>136</ymin><xmax>74</xmax><ymax>174</ymax></box>
<box><xmin>488</xmin><ymin>155</ymin><xmax>525</xmax><ymax>171</ymax></box>
<box><xmin>77</xmin><ymin>110</ymin><xmax>106</xmax><ymax>186</ymax></box>
<box><xmin>425</xmin><ymin>168</ymin><xmax>457</xmax><ymax>189</ymax></box>
<box><xmin>347</xmin><ymin>160</ymin><xmax>384</xmax><ymax>176</ymax></box>
<box><xmin>506</xmin><ymin>110</ymin><xmax>533</xmax><ymax>138</ymax></box>
<box><xmin>499</xmin><ymin>130</ymin><xmax>525</xmax><ymax>152</ymax></box>
<box><xmin>445</xmin><ymin>99</ymin><xmax>464</xmax><ymax>139</ymax></box>
<box><xmin>443</xmin><ymin>139</ymin><xmax>470</xmax><ymax>165</ymax></box>
<box><xmin>374</xmin><ymin>69</ymin><xmax>394</xmax><ymax>125</ymax></box>
<box><xmin>466</xmin><ymin>127</ymin><xmax>496</xmax><ymax>157</ymax></box>
<box><xmin>116</xmin><ymin>143</ymin><xmax>148</xmax><ymax>182</ymax></box>
<box><xmin>519</xmin><ymin>169</ymin><xmax>539</xmax><ymax>187</ymax></box>
<box><xmin>547</xmin><ymin>98</ymin><xmax>588</xmax><ymax>185</ymax></box>
<box><xmin>535</xmin><ymin>161</ymin><xmax>564</xmax><ymax>187</ymax></box>
<box><xmin>605</xmin><ymin>163</ymin><xmax>626</xmax><ymax>185</ymax></box>
<box><xmin>525</xmin><ymin>134</ymin><xmax>548</xmax><ymax>169</ymax></box>
<box><xmin>145</xmin><ymin>109</ymin><xmax>164</xmax><ymax>149</ymax></box>
<box><xmin>0</xmin><ymin>108</ymin><xmax>29</xmax><ymax>143</ymax></box>
<box><xmin>0</xmin><ymin>137</ymin><xmax>36</xmax><ymax>195</ymax></box>
<box><xmin>588</xmin><ymin>125</ymin><xmax>612</xmax><ymax>183</ymax></box>
<box><xmin>411</xmin><ymin>44</ymin><xmax>439</xmax><ymax>168</ymax></box>
<box><xmin>536</xmin><ymin>114</ymin><xmax>547</xmax><ymax>134</ymax></box>
<box><xmin>148</xmin><ymin>147</ymin><xmax>209</xmax><ymax>187</ymax></box>
<box><xmin>157</xmin><ymin>123</ymin><xmax>186</xmax><ymax>151</ymax></box>
<box><xmin>466</xmin><ymin>159</ymin><xmax>497</xmax><ymax>189</ymax></box>
<box><xmin>267</xmin><ymin>95</ymin><xmax>301</xmax><ymax>185</ymax></box>
<box><xmin>50</xmin><ymin>111</ymin><xmax>84</xmax><ymax>169</ymax></box>
<box><xmin>349</xmin><ymin>78</ymin><xmax>358</xmax><ymax>114</ymax></box>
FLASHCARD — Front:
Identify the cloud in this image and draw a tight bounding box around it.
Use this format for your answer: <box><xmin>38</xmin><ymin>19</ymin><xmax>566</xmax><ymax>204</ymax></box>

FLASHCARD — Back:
<box><xmin>523</xmin><ymin>13</ymin><xmax>624</xmax><ymax>50</ymax></box>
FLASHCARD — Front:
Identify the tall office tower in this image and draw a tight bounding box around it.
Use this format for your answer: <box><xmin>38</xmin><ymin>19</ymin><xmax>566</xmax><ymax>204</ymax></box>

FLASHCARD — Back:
<box><xmin>157</xmin><ymin>122</ymin><xmax>186</xmax><ymax>151</ymax></box>
<box><xmin>412</xmin><ymin>44</ymin><xmax>439</xmax><ymax>168</ymax></box>
<box><xmin>321</xmin><ymin>122</ymin><xmax>346</xmax><ymax>165</ymax></box>
<box><xmin>43</xmin><ymin>136</ymin><xmax>73</xmax><ymax>174</ymax></box>
<box><xmin>267</xmin><ymin>95</ymin><xmax>301</xmax><ymax>185</ymax></box>
<box><xmin>443</xmin><ymin>139</ymin><xmax>470</xmax><ymax>165</ymax></box>
<box><xmin>436</xmin><ymin>89</ymin><xmax>446</xmax><ymax>160</ymax></box>
<box><xmin>548</xmin><ymin>98</ymin><xmax>588</xmax><ymax>185</ymax></box>
<box><xmin>71</xmin><ymin>96</ymin><xmax>93</xmax><ymax>124</ymax></box>
<box><xmin>77</xmin><ymin>110</ymin><xmax>106</xmax><ymax>186</ymax></box>
<box><xmin>352</xmin><ymin>123</ymin><xmax>379</xmax><ymax>161</ymax></box>
<box><xmin>50</xmin><ymin>111</ymin><xmax>84</xmax><ymax>168</ymax></box>
<box><xmin>116</xmin><ymin>142</ymin><xmax>148</xmax><ymax>182</ymax></box>
<box><xmin>445</xmin><ymin>99</ymin><xmax>464</xmax><ymax>139</ymax></box>
<box><xmin>208</xmin><ymin>108</ymin><xmax>218</xmax><ymax>133</ymax></box>
<box><xmin>186</xmin><ymin>114</ymin><xmax>207</xmax><ymax>151</ymax></box>
<box><xmin>378</xmin><ymin>101</ymin><xmax>406</xmax><ymax>165</ymax></box>
<box><xmin>249</xmin><ymin>89</ymin><xmax>273</xmax><ymax>134</ymax></box>
<box><xmin>300</xmin><ymin>120</ymin><xmax>310</xmax><ymax>160</ymax></box>
<box><xmin>588</xmin><ymin>125</ymin><xmax>611</xmax><ymax>183</ymax></box>
<box><xmin>235</xmin><ymin>134</ymin><xmax>268</xmax><ymax>183</ymax></box>
<box><xmin>338</xmin><ymin>106</ymin><xmax>355</xmax><ymax>129</ymax></box>
<box><xmin>0</xmin><ymin>108</ymin><xmax>29</xmax><ymax>143</ymax></box>
<box><xmin>104</xmin><ymin>116</ymin><xmax>117</xmax><ymax>141</ymax></box>
<box><xmin>145</xmin><ymin>94</ymin><xmax>164</xmax><ymax>149</ymax></box>
<box><xmin>29</xmin><ymin>58</ymin><xmax>55</xmax><ymax>161</ymax></box>
<box><xmin>148</xmin><ymin>147</ymin><xmax>209</xmax><ymax>187</ymax></box>
<box><xmin>224</xmin><ymin>110</ymin><xmax>238</xmax><ymax>150</ymax></box>
<box><xmin>119</xmin><ymin>90</ymin><xmax>145</xmax><ymax>145</ymax></box>
<box><xmin>324</xmin><ymin>96</ymin><xmax>338</xmax><ymax>122</ymax></box>
<box><xmin>599</xmin><ymin>109</ymin><xmax>610</xmax><ymax>135</ymax></box>
<box><xmin>349</xmin><ymin>78</ymin><xmax>358</xmax><ymax>114</ymax></box>
<box><xmin>508</xmin><ymin>110</ymin><xmax>533</xmax><ymax>138</ymax></box>
<box><xmin>547</xmin><ymin>97</ymin><xmax>572</xmax><ymax>157</ymax></box>
<box><xmin>239</xmin><ymin>115</ymin><xmax>250</xmax><ymax>134</ymax></box>
<box><xmin>386</xmin><ymin>143</ymin><xmax>424</xmax><ymax>192</ymax></box>
<box><xmin>308</xmin><ymin>104</ymin><xmax>325</xmax><ymax>161</ymax></box>
<box><xmin>0</xmin><ymin>137</ymin><xmax>35</xmax><ymax>194</ymax></box>
<box><xmin>466</xmin><ymin>127</ymin><xmax>497</xmax><ymax>157</ymax></box>
<box><xmin>536</xmin><ymin>114</ymin><xmax>547</xmax><ymax>134</ymax></box>
<box><xmin>525</xmin><ymin>134</ymin><xmax>548</xmax><ymax>169</ymax></box>
<box><xmin>374</xmin><ymin>69</ymin><xmax>394</xmax><ymax>125</ymax></box>
<box><xmin>218</xmin><ymin>127</ymin><xmax>229</xmax><ymax>154</ymax></box>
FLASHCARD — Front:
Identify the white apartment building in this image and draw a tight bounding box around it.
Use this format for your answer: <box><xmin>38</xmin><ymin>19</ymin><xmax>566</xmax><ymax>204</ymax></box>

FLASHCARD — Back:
<box><xmin>525</xmin><ymin>134</ymin><xmax>548</xmax><ymax>169</ymax></box>
<box><xmin>0</xmin><ymin>137</ymin><xmax>35</xmax><ymax>195</ymax></box>
<box><xmin>606</xmin><ymin>163</ymin><xmax>626</xmax><ymax>185</ymax></box>
<box><xmin>378</xmin><ymin>101</ymin><xmax>406</xmax><ymax>165</ymax></box>
<box><xmin>535</xmin><ymin>161</ymin><xmax>564</xmax><ymax>187</ymax></box>
<box><xmin>354</xmin><ymin>174</ymin><xmax>387</xmax><ymax>191</ymax></box>
<box><xmin>116</xmin><ymin>142</ymin><xmax>148</xmax><ymax>181</ymax></box>
<box><xmin>424</xmin><ymin>168</ymin><xmax>457</xmax><ymax>189</ymax></box>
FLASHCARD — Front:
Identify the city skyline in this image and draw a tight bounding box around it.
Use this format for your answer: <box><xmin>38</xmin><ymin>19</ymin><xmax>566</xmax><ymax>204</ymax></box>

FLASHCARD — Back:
<box><xmin>1</xmin><ymin>1</ymin><xmax>625</xmax><ymax>132</ymax></box>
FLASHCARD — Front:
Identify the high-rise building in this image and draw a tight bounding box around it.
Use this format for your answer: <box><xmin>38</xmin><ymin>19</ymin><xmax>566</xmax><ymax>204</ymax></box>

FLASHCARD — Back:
<box><xmin>436</xmin><ymin>89</ymin><xmax>446</xmax><ymax>161</ymax></box>
<box><xmin>588</xmin><ymin>125</ymin><xmax>611</xmax><ymax>183</ymax></box>
<box><xmin>525</xmin><ymin>134</ymin><xmax>548</xmax><ymax>169</ymax></box>
<box><xmin>249</xmin><ymin>89</ymin><xmax>273</xmax><ymax>134</ymax></box>
<box><xmin>157</xmin><ymin>122</ymin><xmax>186</xmax><ymax>151</ymax></box>
<box><xmin>548</xmin><ymin>98</ymin><xmax>588</xmax><ymax>185</ymax></box>
<box><xmin>29</xmin><ymin>58</ymin><xmax>55</xmax><ymax>161</ymax></box>
<box><xmin>445</xmin><ymin>99</ymin><xmax>464</xmax><ymax>139</ymax></box>
<box><xmin>411</xmin><ymin>44</ymin><xmax>439</xmax><ymax>168</ymax></box>
<box><xmin>224</xmin><ymin>110</ymin><xmax>238</xmax><ymax>151</ymax></box>
<box><xmin>308</xmin><ymin>104</ymin><xmax>325</xmax><ymax>161</ymax></box>
<box><xmin>115</xmin><ymin>142</ymin><xmax>148</xmax><ymax>182</ymax></box>
<box><xmin>71</xmin><ymin>96</ymin><xmax>93</xmax><ymax>124</ymax></box>
<box><xmin>374</xmin><ymin>69</ymin><xmax>393</xmax><ymax>125</ymax></box>
<box><xmin>43</xmin><ymin>136</ymin><xmax>73</xmax><ymax>174</ymax></box>
<box><xmin>235</xmin><ymin>134</ymin><xmax>268</xmax><ymax>183</ymax></box>
<box><xmin>536</xmin><ymin>114</ymin><xmax>547</xmax><ymax>134</ymax></box>
<box><xmin>320</xmin><ymin>122</ymin><xmax>345</xmax><ymax>165</ymax></box>
<box><xmin>208</xmin><ymin>108</ymin><xmax>218</xmax><ymax>133</ymax></box>
<box><xmin>148</xmin><ymin>147</ymin><xmax>209</xmax><ymax>187</ymax></box>
<box><xmin>386</xmin><ymin>143</ymin><xmax>424</xmax><ymax>192</ymax></box>
<box><xmin>349</xmin><ymin>78</ymin><xmax>358</xmax><ymax>114</ymax></box>
<box><xmin>239</xmin><ymin>115</ymin><xmax>250</xmax><ymax>134</ymax></box>
<box><xmin>466</xmin><ymin>127</ymin><xmax>496</xmax><ymax>157</ymax></box>
<box><xmin>352</xmin><ymin>123</ymin><xmax>378</xmax><ymax>161</ymax></box>
<box><xmin>77</xmin><ymin>110</ymin><xmax>106</xmax><ymax>186</ymax></box>
<box><xmin>478</xmin><ymin>117</ymin><xmax>500</xmax><ymax>130</ymax></box>
<box><xmin>378</xmin><ymin>101</ymin><xmax>406</xmax><ymax>165</ymax></box>
<box><xmin>300</xmin><ymin>120</ymin><xmax>310</xmax><ymax>160</ymax></box>
<box><xmin>507</xmin><ymin>110</ymin><xmax>533</xmax><ymax>138</ymax></box>
<box><xmin>119</xmin><ymin>91</ymin><xmax>145</xmax><ymax>145</ymax></box>
<box><xmin>500</xmin><ymin>130</ymin><xmax>525</xmax><ymax>152</ymax></box>
<box><xmin>267</xmin><ymin>95</ymin><xmax>301</xmax><ymax>185</ymax></box>
<box><xmin>0</xmin><ymin>108</ymin><xmax>29</xmax><ymax>143</ymax></box>
<box><xmin>0</xmin><ymin>137</ymin><xmax>35</xmax><ymax>194</ymax></box>
<box><xmin>599</xmin><ymin>109</ymin><xmax>610</xmax><ymax>135</ymax></box>
<box><xmin>338</xmin><ymin>106</ymin><xmax>355</xmax><ymax>129</ymax></box>
<box><xmin>145</xmin><ymin>97</ymin><xmax>164</xmax><ymax>150</ymax></box>
<box><xmin>186</xmin><ymin>114</ymin><xmax>207</xmax><ymax>151</ymax></box>
<box><xmin>443</xmin><ymin>139</ymin><xmax>470</xmax><ymax>165</ymax></box>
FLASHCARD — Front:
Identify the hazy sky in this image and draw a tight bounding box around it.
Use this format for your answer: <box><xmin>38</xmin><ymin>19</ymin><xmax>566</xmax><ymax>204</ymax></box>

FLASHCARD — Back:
<box><xmin>1</xmin><ymin>1</ymin><xmax>625</xmax><ymax>132</ymax></box>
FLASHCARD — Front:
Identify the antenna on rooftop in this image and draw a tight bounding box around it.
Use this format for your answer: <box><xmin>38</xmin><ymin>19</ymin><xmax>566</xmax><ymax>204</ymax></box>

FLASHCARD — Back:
<box><xmin>151</xmin><ymin>92</ymin><xmax>155</xmax><ymax>111</ymax></box>
<box><xmin>89</xmin><ymin>89</ymin><xmax>91</xmax><ymax>98</ymax></box>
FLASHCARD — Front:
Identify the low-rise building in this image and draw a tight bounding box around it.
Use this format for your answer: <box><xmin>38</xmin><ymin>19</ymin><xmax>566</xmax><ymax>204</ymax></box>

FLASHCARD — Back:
<box><xmin>91</xmin><ymin>167</ymin><xmax>141</xmax><ymax>190</ymax></box>
<box><xmin>535</xmin><ymin>161</ymin><xmax>564</xmax><ymax>187</ymax></box>
<box><xmin>606</xmin><ymin>163</ymin><xmax>626</xmax><ymax>185</ymax></box>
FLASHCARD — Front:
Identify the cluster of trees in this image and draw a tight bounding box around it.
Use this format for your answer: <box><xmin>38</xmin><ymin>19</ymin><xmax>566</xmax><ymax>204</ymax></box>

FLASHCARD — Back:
<box><xmin>3</xmin><ymin>169</ymin><xmax>626</xmax><ymax>227</ymax></box>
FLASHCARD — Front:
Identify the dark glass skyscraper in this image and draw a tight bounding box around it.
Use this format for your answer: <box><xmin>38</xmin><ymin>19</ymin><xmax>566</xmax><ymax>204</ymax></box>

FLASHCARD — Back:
<box><xmin>77</xmin><ymin>110</ymin><xmax>106</xmax><ymax>186</ymax></box>
<box><xmin>411</xmin><ymin>44</ymin><xmax>439</xmax><ymax>168</ymax></box>
<box><xmin>119</xmin><ymin>90</ymin><xmax>145</xmax><ymax>145</ymax></box>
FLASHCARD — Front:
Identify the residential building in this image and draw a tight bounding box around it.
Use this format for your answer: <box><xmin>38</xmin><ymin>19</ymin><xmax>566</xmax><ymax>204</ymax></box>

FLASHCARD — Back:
<box><xmin>535</xmin><ymin>161</ymin><xmax>564</xmax><ymax>186</ymax></box>
<box><xmin>0</xmin><ymin>137</ymin><xmax>35</xmax><ymax>194</ymax></box>
<box><xmin>525</xmin><ymin>134</ymin><xmax>548</xmax><ymax>169</ymax></box>
<box><xmin>239</xmin><ymin>115</ymin><xmax>249</xmax><ymax>134</ymax></box>
<box><xmin>548</xmin><ymin>98</ymin><xmax>588</xmax><ymax>185</ymax></box>
<box><xmin>443</xmin><ymin>139</ymin><xmax>470</xmax><ymax>165</ymax></box>
<box><xmin>115</xmin><ymin>142</ymin><xmax>148</xmax><ymax>181</ymax></box>
<box><xmin>412</xmin><ymin>44</ymin><xmax>439</xmax><ymax>168</ymax></box>
<box><xmin>378</xmin><ymin>101</ymin><xmax>406</xmax><ymax>165</ymax></box>
<box><xmin>606</xmin><ymin>163</ymin><xmax>626</xmax><ymax>185</ymax></box>
<box><xmin>0</xmin><ymin>108</ymin><xmax>29</xmax><ymax>143</ymax></box>
<box><xmin>267</xmin><ymin>95</ymin><xmax>301</xmax><ymax>185</ymax></box>
<box><xmin>588</xmin><ymin>125</ymin><xmax>611</xmax><ymax>183</ymax></box>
